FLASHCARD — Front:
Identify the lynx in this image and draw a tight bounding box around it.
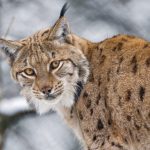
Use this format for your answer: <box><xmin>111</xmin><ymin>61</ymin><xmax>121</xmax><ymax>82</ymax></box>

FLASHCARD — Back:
<box><xmin>0</xmin><ymin>3</ymin><xmax>149</xmax><ymax>150</ymax></box>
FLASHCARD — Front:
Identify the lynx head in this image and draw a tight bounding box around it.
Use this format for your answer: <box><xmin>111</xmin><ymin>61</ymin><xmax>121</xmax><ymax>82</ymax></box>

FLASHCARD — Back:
<box><xmin>0</xmin><ymin>3</ymin><xmax>89</xmax><ymax>114</ymax></box>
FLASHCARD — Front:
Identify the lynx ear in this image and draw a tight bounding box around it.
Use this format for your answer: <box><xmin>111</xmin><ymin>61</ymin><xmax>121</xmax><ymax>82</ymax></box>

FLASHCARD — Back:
<box><xmin>49</xmin><ymin>3</ymin><xmax>70</xmax><ymax>42</ymax></box>
<box><xmin>0</xmin><ymin>39</ymin><xmax>22</xmax><ymax>62</ymax></box>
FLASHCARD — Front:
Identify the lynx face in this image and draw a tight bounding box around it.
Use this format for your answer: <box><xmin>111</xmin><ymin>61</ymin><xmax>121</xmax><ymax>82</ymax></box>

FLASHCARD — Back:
<box><xmin>0</xmin><ymin>8</ymin><xmax>89</xmax><ymax>113</ymax></box>
<box><xmin>14</xmin><ymin>41</ymin><xmax>88</xmax><ymax>112</ymax></box>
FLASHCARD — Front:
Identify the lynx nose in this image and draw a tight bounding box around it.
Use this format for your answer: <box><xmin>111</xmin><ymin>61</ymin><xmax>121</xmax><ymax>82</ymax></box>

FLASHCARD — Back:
<box><xmin>41</xmin><ymin>86</ymin><xmax>52</xmax><ymax>95</ymax></box>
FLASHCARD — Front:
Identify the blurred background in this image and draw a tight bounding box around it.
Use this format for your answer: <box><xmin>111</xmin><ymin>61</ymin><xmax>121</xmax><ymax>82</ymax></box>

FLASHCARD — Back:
<box><xmin>0</xmin><ymin>0</ymin><xmax>150</xmax><ymax>150</ymax></box>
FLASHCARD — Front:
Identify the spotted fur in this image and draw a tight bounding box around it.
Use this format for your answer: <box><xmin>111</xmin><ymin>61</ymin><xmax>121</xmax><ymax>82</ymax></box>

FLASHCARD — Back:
<box><xmin>76</xmin><ymin>34</ymin><xmax>150</xmax><ymax>150</ymax></box>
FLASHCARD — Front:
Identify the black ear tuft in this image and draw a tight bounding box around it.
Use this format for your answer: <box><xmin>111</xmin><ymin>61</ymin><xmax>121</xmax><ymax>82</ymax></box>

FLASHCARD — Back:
<box><xmin>59</xmin><ymin>2</ymin><xmax>69</xmax><ymax>18</ymax></box>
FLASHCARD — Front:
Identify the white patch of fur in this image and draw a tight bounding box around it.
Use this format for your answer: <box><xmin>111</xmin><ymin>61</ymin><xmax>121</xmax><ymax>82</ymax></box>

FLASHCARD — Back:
<box><xmin>21</xmin><ymin>79</ymin><xmax>76</xmax><ymax>114</ymax></box>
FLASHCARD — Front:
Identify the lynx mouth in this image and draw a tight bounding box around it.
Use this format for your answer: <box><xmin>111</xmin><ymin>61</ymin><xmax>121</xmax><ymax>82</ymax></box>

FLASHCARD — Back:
<box><xmin>44</xmin><ymin>92</ymin><xmax>62</xmax><ymax>101</ymax></box>
<box><xmin>45</xmin><ymin>94</ymin><xmax>56</xmax><ymax>100</ymax></box>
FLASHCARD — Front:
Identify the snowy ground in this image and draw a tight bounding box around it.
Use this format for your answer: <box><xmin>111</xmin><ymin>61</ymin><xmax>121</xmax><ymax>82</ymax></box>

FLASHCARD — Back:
<box><xmin>0</xmin><ymin>97</ymin><xmax>81</xmax><ymax>150</ymax></box>
<box><xmin>3</xmin><ymin>112</ymin><xmax>81</xmax><ymax>150</ymax></box>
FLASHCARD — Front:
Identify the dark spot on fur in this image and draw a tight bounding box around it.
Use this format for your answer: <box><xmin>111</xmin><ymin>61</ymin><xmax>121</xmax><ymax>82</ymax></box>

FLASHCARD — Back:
<box><xmin>89</xmin><ymin>72</ymin><xmax>94</xmax><ymax>82</ymax></box>
<box><xmin>79</xmin><ymin>111</ymin><xmax>83</xmax><ymax>120</ymax></box>
<box><xmin>101</xmin><ymin>141</ymin><xmax>105</xmax><ymax>146</ymax></box>
<box><xmin>115</xmin><ymin>143</ymin><xmax>123</xmax><ymax>149</ymax></box>
<box><xmin>99</xmin><ymin>48</ymin><xmax>103</xmax><ymax>56</ymax></box>
<box><xmin>131</xmin><ymin>55</ymin><xmax>138</xmax><ymax>74</ymax></box>
<box><xmin>117</xmin><ymin>57</ymin><xmax>124</xmax><ymax>73</ymax></box>
<box><xmin>134</xmin><ymin>122</ymin><xmax>140</xmax><ymax>130</ymax></box>
<box><xmin>146</xmin><ymin>57</ymin><xmax>150</xmax><ymax>67</ymax></box>
<box><xmin>104</xmin><ymin>88</ymin><xmax>108</xmax><ymax>108</ymax></box>
<box><xmin>97</xmin><ymin>119</ymin><xmax>104</xmax><ymax>130</ymax></box>
<box><xmin>148</xmin><ymin>112</ymin><xmax>150</xmax><ymax>118</ymax></box>
<box><xmin>112</xmin><ymin>142</ymin><xmax>123</xmax><ymax>148</ymax></box>
<box><xmin>119</xmin><ymin>57</ymin><xmax>124</xmax><ymax>64</ymax></box>
<box><xmin>107</xmin><ymin>135</ymin><xmax>110</xmax><ymax>140</ymax></box>
<box><xmin>112</xmin><ymin>42</ymin><xmax>123</xmax><ymax>51</ymax></box>
<box><xmin>127</xmin><ymin>115</ymin><xmax>131</xmax><ymax>121</ymax></box>
<box><xmin>117</xmin><ymin>42</ymin><xmax>123</xmax><ymax>51</ymax></box>
<box><xmin>137</xmin><ymin>109</ymin><xmax>141</xmax><ymax>116</ymax></box>
<box><xmin>85</xmin><ymin>99</ymin><xmax>91</xmax><ymax>108</ymax></box>
<box><xmin>83</xmin><ymin>91</ymin><xmax>88</xmax><ymax>98</ymax></box>
<box><xmin>84</xmin><ymin>129</ymin><xmax>89</xmax><ymax>133</ymax></box>
<box><xmin>139</xmin><ymin>86</ymin><xmax>145</xmax><ymax>101</ymax></box>
<box><xmin>107</xmin><ymin>69</ymin><xmax>111</xmax><ymax>82</ymax></box>
<box><xmin>129</xmin><ymin>129</ymin><xmax>133</xmax><ymax>137</ymax></box>
<box><xmin>126</xmin><ymin>90</ymin><xmax>131</xmax><ymax>101</ymax></box>
<box><xmin>51</xmin><ymin>51</ymin><xmax>55</xmax><ymax>58</ymax></box>
<box><xmin>98</xmin><ymin>76</ymin><xmax>101</xmax><ymax>86</ymax></box>
<box><xmin>90</xmin><ymin>108</ymin><xmax>93</xmax><ymax>116</ymax></box>
<box><xmin>124</xmin><ymin>138</ymin><xmax>128</xmax><ymax>144</ymax></box>
<box><xmin>96</xmin><ymin>93</ymin><xmax>101</xmax><ymax>105</ymax></box>
<box><xmin>74</xmin><ymin>81</ymin><xmax>83</xmax><ymax>101</ymax></box>
<box><xmin>108</xmin><ymin>111</ymin><xmax>112</xmax><ymax>125</ymax></box>
<box><xmin>93</xmin><ymin>135</ymin><xmax>97</xmax><ymax>141</ymax></box>
<box><xmin>99</xmin><ymin>55</ymin><xmax>106</xmax><ymax>64</ymax></box>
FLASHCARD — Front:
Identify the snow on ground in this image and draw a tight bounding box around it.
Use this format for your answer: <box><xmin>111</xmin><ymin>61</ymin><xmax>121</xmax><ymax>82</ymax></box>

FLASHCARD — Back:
<box><xmin>0</xmin><ymin>97</ymin><xmax>81</xmax><ymax>150</ymax></box>
<box><xmin>3</xmin><ymin>112</ymin><xmax>81</xmax><ymax>150</ymax></box>
<box><xmin>0</xmin><ymin>97</ymin><xmax>28</xmax><ymax>115</ymax></box>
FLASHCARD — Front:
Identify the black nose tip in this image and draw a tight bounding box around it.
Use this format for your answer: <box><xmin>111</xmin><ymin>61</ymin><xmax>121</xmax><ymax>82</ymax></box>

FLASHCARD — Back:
<box><xmin>42</xmin><ymin>87</ymin><xmax>52</xmax><ymax>95</ymax></box>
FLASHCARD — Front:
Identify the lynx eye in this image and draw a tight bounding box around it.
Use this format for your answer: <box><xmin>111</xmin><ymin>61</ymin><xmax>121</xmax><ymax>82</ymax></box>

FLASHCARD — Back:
<box><xmin>24</xmin><ymin>68</ymin><xmax>35</xmax><ymax>76</ymax></box>
<box><xmin>50</xmin><ymin>60</ymin><xmax>60</xmax><ymax>70</ymax></box>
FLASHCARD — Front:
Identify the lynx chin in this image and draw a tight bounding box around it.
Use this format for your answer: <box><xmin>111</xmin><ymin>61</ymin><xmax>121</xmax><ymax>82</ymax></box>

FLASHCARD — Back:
<box><xmin>0</xmin><ymin>3</ymin><xmax>150</xmax><ymax>150</ymax></box>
